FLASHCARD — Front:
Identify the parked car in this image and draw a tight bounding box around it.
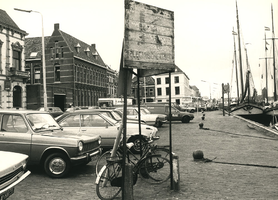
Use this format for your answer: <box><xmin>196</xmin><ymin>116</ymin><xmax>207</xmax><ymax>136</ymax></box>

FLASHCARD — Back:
<box><xmin>145</xmin><ymin>102</ymin><xmax>194</xmax><ymax>123</ymax></box>
<box><xmin>115</xmin><ymin>107</ymin><xmax>167</xmax><ymax>127</ymax></box>
<box><xmin>37</xmin><ymin>107</ymin><xmax>63</xmax><ymax>118</ymax></box>
<box><xmin>0</xmin><ymin>110</ymin><xmax>101</xmax><ymax>178</ymax></box>
<box><xmin>56</xmin><ymin>110</ymin><xmax>159</xmax><ymax>153</ymax></box>
<box><xmin>0</xmin><ymin>151</ymin><xmax>31</xmax><ymax>199</ymax></box>
<box><xmin>176</xmin><ymin>104</ymin><xmax>196</xmax><ymax>113</ymax></box>
<box><xmin>111</xmin><ymin>109</ymin><xmax>147</xmax><ymax>124</ymax></box>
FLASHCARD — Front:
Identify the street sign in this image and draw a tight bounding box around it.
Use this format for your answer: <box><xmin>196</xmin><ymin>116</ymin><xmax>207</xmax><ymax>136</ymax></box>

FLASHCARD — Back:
<box><xmin>124</xmin><ymin>0</ymin><xmax>175</xmax><ymax>77</ymax></box>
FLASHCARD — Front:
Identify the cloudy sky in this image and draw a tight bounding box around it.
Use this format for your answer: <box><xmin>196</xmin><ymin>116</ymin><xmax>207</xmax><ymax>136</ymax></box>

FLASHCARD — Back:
<box><xmin>2</xmin><ymin>0</ymin><xmax>278</xmax><ymax>98</ymax></box>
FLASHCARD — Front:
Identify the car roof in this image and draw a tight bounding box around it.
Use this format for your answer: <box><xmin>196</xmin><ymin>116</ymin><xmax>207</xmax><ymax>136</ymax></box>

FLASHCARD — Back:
<box><xmin>62</xmin><ymin>110</ymin><xmax>103</xmax><ymax>114</ymax></box>
<box><xmin>0</xmin><ymin>109</ymin><xmax>49</xmax><ymax>114</ymax></box>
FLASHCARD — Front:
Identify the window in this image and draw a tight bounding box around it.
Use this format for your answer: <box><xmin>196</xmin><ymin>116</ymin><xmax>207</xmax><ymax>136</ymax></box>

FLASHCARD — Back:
<box><xmin>55</xmin><ymin>41</ymin><xmax>59</xmax><ymax>58</ymax></box>
<box><xmin>157</xmin><ymin>88</ymin><xmax>162</xmax><ymax>96</ymax></box>
<box><xmin>60</xmin><ymin>46</ymin><xmax>64</xmax><ymax>58</ymax></box>
<box><xmin>13</xmin><ymin>50</ymin><xmax>21</xmax><ymax>70</ymax></box>
<box><xmin>156</xmin><ymin>78</ymin><xmax>161</xmax><ymax>85</ymax></box>
<box><xmin>2</xmin><ymin>114</ymin><xmax>27</xmax><ymax>133</ymax></box>
<box><xmin>59</xmin><ymin>115</ymin><xmax>80</xmax><ymax>127</ymax></box>
<box><xmin>165</xmin><ymin>77</ymin><xmax>169</xmax><ymax>84</ymax></box>
<box><xmin>55</xmin><ymin>65</ymin><xmax>60</xmax><ymax>82</ymax></box>
<box><xmin>175</xmin><ymin>86</ymin><xmax>180</xmax><ymax>95</ymax></box>
<box><xmin>13</xmin><ymin>86</ymin><xmax>22</xmax><ymax>108</ymax></box>
<box><xmin>0</xmin><ymin>40</ymin><xmax>2</xmax><ymax>73</ymax></box>
<box><xmin>166</xmin><ymin>87</ymin><xmax>169</xmax><ymax>95</ymax></box>
<box><xmin>174</xmin><ymin>76</ymin><xmax>179</xmax><ymax>83</ymax></box>
<box><xmin>30</xmin><ymin>52</ymin><xmax>38</xmax><ymax>58</ymax></box>
<box><xmin>25</xmin><ymin>67</ymin><xmax>31</xmax><ymax>84</ymax></box>
<box><xmin>149</xmin><ymin>88</ymin><xmax>153</xmax><ymax>96</ymax></box>
<box><xmin>81</xmin><ymin>114</ymin><xmax>107</xmax><ymax>127</ymax></box>
<box><xmin>34</xmin><ymin>67</ymin><xmax>41</xmax><ymax>84</ymax></box>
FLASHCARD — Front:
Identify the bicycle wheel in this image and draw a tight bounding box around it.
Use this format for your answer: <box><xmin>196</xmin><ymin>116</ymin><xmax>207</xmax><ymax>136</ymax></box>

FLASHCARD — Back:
<box><xmin>139</xmin><ymin>155</ymin><xmax>170</xmax><ymax>184</ymax></box>
<box><xmin>151</xmin><ymin>147</ymin><xmax>170</xmax><ymax>160</ymax></box>
<box><xmin>96</xmin><ymin>162</ymin><xmax>123</xmax><ymax>200</ymax></box>
<box><xmin>96</xmin><ymin>150</ymin><xmax>121</xmax><ymax>176</ymax></box>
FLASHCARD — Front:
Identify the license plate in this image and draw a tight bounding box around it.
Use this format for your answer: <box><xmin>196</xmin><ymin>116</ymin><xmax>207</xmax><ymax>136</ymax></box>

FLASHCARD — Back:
<box><xmin>0</xmin><ymin>187</ymin><xmax>14</xmax><ymax>200</ymax></box>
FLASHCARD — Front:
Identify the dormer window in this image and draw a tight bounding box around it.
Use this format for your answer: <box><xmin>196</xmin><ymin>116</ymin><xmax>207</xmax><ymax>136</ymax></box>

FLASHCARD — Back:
<box><xmin>75</xmin><ymin>43</ymin><xmax>81</xmax><ymax>53</ymax></box>
<box><xmin>84</xmin><ymin>47</ymin><xmax>90</xmax><ymax>56</ymax></box>
<box><xmin>30</xmin><ymin>52</ymin><xmax>38</xmax><ymax>58</ymax></box>
<box><xmin>92</xmin><ymin>51</ymin><xmax>98</xmax><ymax>59</ymax></box>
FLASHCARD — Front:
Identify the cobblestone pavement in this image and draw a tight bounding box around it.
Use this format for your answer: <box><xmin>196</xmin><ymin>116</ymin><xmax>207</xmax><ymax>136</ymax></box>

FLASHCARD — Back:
<box><xmin>9</xmin><ymin>110</ymin><xmax>278</xmax><ymax>199</ymax></box>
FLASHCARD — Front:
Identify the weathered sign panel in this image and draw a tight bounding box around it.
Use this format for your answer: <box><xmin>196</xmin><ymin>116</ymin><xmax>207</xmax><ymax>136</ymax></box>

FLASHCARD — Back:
<box><xmin>124</xmin><ymin>0</ymin><xmax>175</xmax><ymax>77</ymax></box>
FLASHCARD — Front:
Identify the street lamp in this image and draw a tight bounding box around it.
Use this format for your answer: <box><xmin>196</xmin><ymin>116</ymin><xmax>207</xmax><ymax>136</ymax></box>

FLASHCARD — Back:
<box><xmin>201</xmin><ymin>80</ymin><xmax>211</xmax><ymax>100</ymax></box>
<box><xmin>14</xmin><ymin>8</ymin><xmax>48</xmax><ymax>110</ymax></box>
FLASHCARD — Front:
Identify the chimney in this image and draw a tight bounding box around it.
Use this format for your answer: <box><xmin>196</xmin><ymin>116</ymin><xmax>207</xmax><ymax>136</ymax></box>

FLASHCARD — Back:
<box><xmin>91</xmin><ymin>44</ymin><xmax>96</xmax><ymax>50</ymax></box>
<box><xmin>54</xmin><ymin>23</ymin><xmax>60</xmax><ymax>31</ymax></box>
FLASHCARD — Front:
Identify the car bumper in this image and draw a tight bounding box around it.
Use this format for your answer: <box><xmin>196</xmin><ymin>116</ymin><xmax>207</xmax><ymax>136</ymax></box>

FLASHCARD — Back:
<box><xmin>0</xmin><ymin>170</ymin><xmax>31</xmax><ymax>198</ymax></box>
<box><xmin>70</xmin><ymin>148</ymin><xmax>102</xmax><ymax>165</ymax></box>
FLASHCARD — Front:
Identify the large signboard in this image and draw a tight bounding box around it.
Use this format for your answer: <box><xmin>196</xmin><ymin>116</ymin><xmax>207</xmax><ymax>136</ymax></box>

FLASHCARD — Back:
<box><xmin>124</xmin><ymin>0</ymin><xmax>175</xmax><ymax>77</ymax></box>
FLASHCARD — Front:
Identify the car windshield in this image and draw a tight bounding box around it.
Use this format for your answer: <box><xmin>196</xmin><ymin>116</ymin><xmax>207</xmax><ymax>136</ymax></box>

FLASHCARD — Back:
<box><xmin>100</xmin><ymin>113</ymin><xmax>118</xmax><ymax>125</ymax></box>
<box><xmin>110</xmin><ymin>111</ymin><xmax>122</xmax><ymax>121</ymax></box>
<box><xmin>142</xmin><ymin>108</ymin><xmax>151</xmax><ymax>114</ymax></box>
<box><xmin>26</xmin><ymin>113</ymin><xmax>60</xmax><ymax>132</ymax></box>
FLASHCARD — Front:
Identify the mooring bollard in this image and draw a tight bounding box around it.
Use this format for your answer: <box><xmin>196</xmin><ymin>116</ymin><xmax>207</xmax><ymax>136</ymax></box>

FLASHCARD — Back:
<box><xmin>172</xmin><ymin>153</ymin><xmax>180</xmax><ymax>191</ymax></box>
<box><xmin>124</xmin><ymin>163</ymin><xmax>134</xmax><ymax>200</ymax></box>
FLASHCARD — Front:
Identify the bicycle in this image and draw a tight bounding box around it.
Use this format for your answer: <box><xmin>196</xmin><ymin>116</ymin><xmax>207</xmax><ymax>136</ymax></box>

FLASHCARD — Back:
<box><xmin>95</xmin><ymin>140</ymin><xmax>170</xmax><ymax>177</ymax></box>
<box><xmin>95</xmin><ymin>125</ymin><xmax>171</xmax><ymax>200</ymax></box>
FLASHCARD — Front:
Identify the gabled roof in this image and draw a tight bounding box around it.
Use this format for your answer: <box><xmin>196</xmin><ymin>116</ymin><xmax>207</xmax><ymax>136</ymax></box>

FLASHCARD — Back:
<box><xmin>190</xmin><ymin>85</ymin><xmax>199</xmax><ymax>91</ymax></box>
<box><xmin>58</xmin><ymin>29</ymin><xmax>106</xmax><ymax>68</ymax></box>
<box><xmin>174</xmin><ymin>65</ymin><xmax>190</xmax><ymax>80</ymax></box>
<box><xmin>0</xmin><ymin>9</ymin><xmax>27</xmax><ymax>35</ymax></box>
<box><xmin>25</xmin><ymin>37</ymin><xmax>51</xmax><ymax>59</ymax></box>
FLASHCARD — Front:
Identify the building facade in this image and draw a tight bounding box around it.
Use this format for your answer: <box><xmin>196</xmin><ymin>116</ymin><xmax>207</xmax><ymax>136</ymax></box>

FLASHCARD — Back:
<box><xmin>0</xmin><ymin>9</ymin><xmax>28</xmax><ymax>109</ymax></box>
<box><xmin>131</xmin><ymin>76</ymin><xmax>155</xmax><ymax>104</ymax></box>
<box><xmin>153</xmin><ymin>65</ymin><xmax>195</xmax><ymax>105</ymax></box>
<box><xmin>25</xmin><ymin>23</ymin><xmax>110</xmax><ymax>111</ymax></box>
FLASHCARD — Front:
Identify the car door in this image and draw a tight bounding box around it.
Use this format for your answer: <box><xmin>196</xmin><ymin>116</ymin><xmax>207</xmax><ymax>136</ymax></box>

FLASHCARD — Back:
<box><xmin>58</xmin><ymin>114</ymin><xmax>83</xmax><ymax>133</ymax></box>
<box><xmin>80</xmin><ymin>114</ymin><xmax>119</xmax><ymax>148</ymax></box>
<box><xmin>0</xmin><ymin>114</ymin><xmax>32</xmax><ymax>158</ymax></box>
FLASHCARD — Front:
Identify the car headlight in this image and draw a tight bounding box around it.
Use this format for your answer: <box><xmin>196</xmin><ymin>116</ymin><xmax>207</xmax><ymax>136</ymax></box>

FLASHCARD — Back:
<box><xmin>78</xmin><ymin>141</ymin><xmax>84</xmax><ymax>151</ymax></box>
<box><xmin>98</xmin><ymin>136</ymin><xmax>102</xmax><ymax>145</ymax></box>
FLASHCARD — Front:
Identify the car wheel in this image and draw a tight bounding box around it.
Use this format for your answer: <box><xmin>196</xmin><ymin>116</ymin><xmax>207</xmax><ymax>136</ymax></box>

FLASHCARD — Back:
<box><xmin>128</xmin><ymin>136</ymin><xmax>147</xmax><ymax>154</ymax></box>
<box><xmin>155</xmin><ymin>120</ymin><xmax>163</xmax><ymax>127</ymax></box>
<box><xmin>44</xmin><ymin>153</ymin><xmax>71</xmax><ymax>178</ymax></box>
<box><xmin>182</xmin><ymin>116</ymin><xmax>190</xmax><ymax>123</ymax></box>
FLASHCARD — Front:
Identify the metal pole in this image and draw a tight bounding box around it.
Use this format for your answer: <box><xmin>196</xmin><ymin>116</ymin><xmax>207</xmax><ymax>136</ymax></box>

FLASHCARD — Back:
<box><xmin>169</xmin><ymin>72</ymin><xmax>173</xmax><ymax>190</ymax></box>
<box><xmin>271</xmin><ymin>4</ymin><xmax>277</xmax><ymax>101</ymax></box>
<box><xmin>14</xmin><ymin>8</ymin><xmax>48</xmax><ymax>110</ymax></box>
<box><xmin>39</xmin><ymin>12</ymin><xmax>48</xmax><ymax>110</ymax></box>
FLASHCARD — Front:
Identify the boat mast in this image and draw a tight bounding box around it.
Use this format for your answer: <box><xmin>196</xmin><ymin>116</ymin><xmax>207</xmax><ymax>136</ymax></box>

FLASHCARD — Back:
<box><xmin>236</xmin><ymin>1</ymin><xmax>244</xmax><ymax>102</ymax></box>
<box><xmin>271</xmin><ymin>4</ymin><xmax>277</xmax><ymax>101</ymax></box>
<box><xmin>265</xmin><ymin>32</ymin><xmax>269</xmax><ymax>103</ymax></box>
<box><xmin>233</xmin><ymin>27</ymin><xmax>240</xmax><ymax>104</ymax></box>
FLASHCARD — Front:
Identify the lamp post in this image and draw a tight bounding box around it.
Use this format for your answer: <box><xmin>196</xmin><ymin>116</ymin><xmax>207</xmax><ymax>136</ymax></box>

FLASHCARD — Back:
<box><xmin>201</xmin><ymin>80</ymin><xmax>211</xmax><ymax>100</ymax></box>
<box><xmin>14</xmin><ymin>8</ymin><xmax>48</xmax><ymax>110</ymax></box>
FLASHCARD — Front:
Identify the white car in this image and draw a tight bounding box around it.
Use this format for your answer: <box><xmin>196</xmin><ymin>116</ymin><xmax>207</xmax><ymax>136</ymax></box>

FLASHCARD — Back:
<box><xmin>0</xmin><ymin>151</ymin><xmax>31</xmax><ymax>199</ymax></box>
<box><xmin>115</xmin><ymin>107</ymin><xmax>167</xmax><ymax>127</ymax></box>
<box><xmin>56</xmin><ymin>110</ymin><xmax>159</xmax><ymax>153</ymax></box>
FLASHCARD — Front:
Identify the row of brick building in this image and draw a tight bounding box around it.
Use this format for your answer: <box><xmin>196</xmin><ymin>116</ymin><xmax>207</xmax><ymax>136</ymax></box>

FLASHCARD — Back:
<box><xmin>0</xmin><ymin>9</ymin><xmax>200</xmax><ymax>111</ymax></box>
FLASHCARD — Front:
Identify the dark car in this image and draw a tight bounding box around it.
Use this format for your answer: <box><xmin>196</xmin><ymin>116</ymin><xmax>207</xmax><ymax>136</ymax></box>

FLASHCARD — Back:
<box><xmin>0</xmin><ymin>109</ymin><xmax>101</xmax><ymax>178</ymax></box>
